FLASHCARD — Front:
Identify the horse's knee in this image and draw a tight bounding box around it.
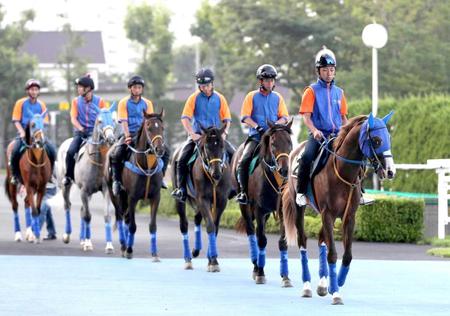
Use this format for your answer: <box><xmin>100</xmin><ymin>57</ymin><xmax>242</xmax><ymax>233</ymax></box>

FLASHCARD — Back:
<box><xmin>278</xmin><ymin>238</ymin><xmax>288</xmax><ymax>251</ymax></box>
<box><xmin>257</xmin><ymin>235</ymin><xmax>267</xmax><ymax>249</ymax></box>
<box><xmin>342</xmin><ymin>253</ymin><xmax>352</xmax><ymax>266</ymax></box>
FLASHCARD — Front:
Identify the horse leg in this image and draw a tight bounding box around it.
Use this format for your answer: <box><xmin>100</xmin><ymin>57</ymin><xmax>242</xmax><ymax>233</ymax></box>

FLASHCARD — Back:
<box><xmin>238</xmin><ymin>204</ymin><xmax>258</xmax><ymax>279</ymax></box>
<box><xmin>33</xmin><ymin>189</ymin><xmax>46</xmax><ymax>243</ymax></box>
<box><xmin>28</xmin><ymin>187</ymin><xmax>41</xmax><ymax>243</ymax></box>
<box><xmin>176</xmin><ymin>200</ymin><xmax>192</xmax><ymax>269</ymax></box>
<box><xmin>322</xmin><ymin>212</ymin><xmax>342</xmax><ymax>305</ymax></box>
<box><xmin>278</xmin><ymin>209</ymin><xmax>292</xmax><ymax>288</ymax></box>
<box><xmin>338</xmin><ymin>215</ymin><xmax>355</xmax><ymax>288</ymax></box>
<box><xmin>255</xmin><ymin>210</ymin><xmax>268</xmax><ymax>284</ymax></box>
<box><xmin>203</xmin><ymin>198</ymin><xmax>220</xmax><ymax>273</ymax></box>
<box><xmin>103</xmin><ymin>190</ymin><xmax>114</xmax><ymax>254</ymax></box>
<box><xmin>62</xmin><ymin>184</ymin><xmax>72</xmax><ymax>244</ymax></box>
<box><xmin>296</xmin><ymin>205</ymin><xmax>312</xmax><ymax>297</ymax></box>
<box><xmin>192</xmin><ymin>212</ymin><xmax>202</xmax><ymax>258</ymax></box>
<box><xmin>23</xmin><ymin>195</ymin><xmax>33</xmax><ymax>242</ymax></box>
<box><xmin>124</xmin><ymin>199</ymin><xmax>138</xmax><ymax>259</ymax></box>
<box><xmin>81</xmin><ymin>191</ymin><xmax>93</xmax><ymax>251</ymax></box>
<box><xmin>9</xmin><ymin>184</ymin><xmax>22</xmax><ymax>242</ymax></box>
<box><xmin>316</xmin><ymin>229</ymin><xmax>329</xmax><ymax>297</ymax></box>
<box><xmin>149</xmin><ymin>192</ymin><xmax>161</xmax><ymax>262</ymax></box>
<box><xmin>117</xmin><ymin>192</ymin><xmax>128</xmax><ymax>256</ymax></box>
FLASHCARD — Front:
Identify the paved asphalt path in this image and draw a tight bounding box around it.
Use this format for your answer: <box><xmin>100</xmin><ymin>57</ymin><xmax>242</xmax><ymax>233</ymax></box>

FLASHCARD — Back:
<box><xmin>0</xmin><ymin>174</ymin><xmax>446</xmax><ymax>261</ymax></box>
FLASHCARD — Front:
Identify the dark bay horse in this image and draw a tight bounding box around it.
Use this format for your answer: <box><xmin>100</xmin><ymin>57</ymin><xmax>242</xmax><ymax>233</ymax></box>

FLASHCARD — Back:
<box><xmin>5</xmin><ymin>112</ymin><xmax>52</xmax><ymax>243</ymax></box>
<box><xmin>231</xmin><ymin>120</ymin><xmax>293</xmax><ymax>285</ymax></box>
<box><xmin>57</xmin><ymin>108</ymin><xmax>116</xmax><ymax>252</ymax></box>
<box><xmin>171</xmin><ymin>125</ymin><xmax>232</xmax><ymax>271</ymax></box>
<box><xmin>282</xmin><ymin>113</ymin><xmax>396</xmax><ymax>304</ymax></box>
<box><xmin>105</xmin><ymin>110</ymin><xmax>166</xmax><ymax>260</ymax></box>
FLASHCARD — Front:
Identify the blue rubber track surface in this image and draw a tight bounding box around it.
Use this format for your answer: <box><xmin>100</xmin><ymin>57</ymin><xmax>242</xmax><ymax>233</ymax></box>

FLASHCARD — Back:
<box><xmin>0</xmin><ymin>256</ymin><xmax>449</xmax><ymax>316</ymax></box>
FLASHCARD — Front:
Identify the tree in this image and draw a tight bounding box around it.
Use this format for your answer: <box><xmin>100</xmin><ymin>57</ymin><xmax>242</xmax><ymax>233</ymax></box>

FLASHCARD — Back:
<box><xmin>0</xmin><ymin>6</ymin><xmax>36</xmax><ymax>167</ymax></box>
<box><xmin>57</xmin><ymin>23</ymin><xmax>87</xmax><ymax>104</ymax></box>
<box><xmin>125</xmin><ymin>3</ymin><xmax>174</xmax><ymax>100</ymax></box>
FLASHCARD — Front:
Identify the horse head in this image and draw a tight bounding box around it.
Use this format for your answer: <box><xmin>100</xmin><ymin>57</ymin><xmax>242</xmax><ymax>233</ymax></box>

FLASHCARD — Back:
<box><xmin>95</xmin><ymin>108</ymin><xmax>116</xmax><ymax>145</ymax></box>
<box><xmin>359</xmin><ymin>111</ymin><xmax>396</xmax><ymax>180</ymax></box>
<box><xmin>143</xmin><ymin>109</ymin><xmax>165</xmax><ymax>158</ymax></box>
<box><xmin>27</xmin><ymin>111</ymin><xmax>47</xmax><ymax>148</ymax></box>
<box><xmin>263</xmin><ymin>119</ymin><xmax>293</xmax><ymax>178</ymax></box>
<box><xmin>199</xmin><ymin>124</ymin><xmax>227</xmax><ymax>182</ymax></box>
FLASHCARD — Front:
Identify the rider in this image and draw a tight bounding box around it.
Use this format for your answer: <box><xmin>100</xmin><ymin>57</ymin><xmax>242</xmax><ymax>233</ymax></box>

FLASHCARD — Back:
<box><xmin>110</xmin><ymin>75</ymin><xmax>170</xmax><ymax>196</ymax></box>
<box><xmin>235</xmin><ymin>64</ymin><xmax>290</xmax><ymax>205</ymax></box>
<box><xmin>295</xmin><ymin>47</ymin><xmax>373</xmax><ymax>206</ymax></box>
<box><xmin>10</xmin><ymin>79</ymin><xmax>56</xmax><ymax>185</ymax></box>
<box><xmin>171</xmin><ymin>68</ymin><xmax>234</xmax><ymax>203</ymax></box>
<box><xmin>62</xmin><ymin>74</ymin><xmax>107</xmax><ymax>185</ymax></box>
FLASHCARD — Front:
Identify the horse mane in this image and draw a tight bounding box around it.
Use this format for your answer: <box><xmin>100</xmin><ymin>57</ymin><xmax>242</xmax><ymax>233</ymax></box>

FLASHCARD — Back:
<box><xmin>135</xmin><ymin>113</ymin><xmax>163</xmax><ymax>139</ymax></box>
<box><xmin>25</xmin><ymin>121</ymin><xmax>32</xmax><ymax>144</ymax></box>
<box><xmin>260</xmin><ymin>124</ymin><xmax>292</xmax><ymax>154</ymax></box>
<box><xmin>333</xmin><ymin>115</ymin><xmax>367</xmax><ymax>151</ymax></box>
<box><xmin>199</xmin><ymin>126</ymin><xmax>222</xmax><ymax>148</ymax></box>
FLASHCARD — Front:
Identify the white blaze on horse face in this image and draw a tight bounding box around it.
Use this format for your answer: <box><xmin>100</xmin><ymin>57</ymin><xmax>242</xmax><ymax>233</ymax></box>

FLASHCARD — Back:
<box><xmin>383</xmin><ymin>150</ymin><xmax>396</xmax><ymax>179</ymax></box>
<box><xmin>155</xmin><ymin>122</ymin><xmax>159</xmax><ymax>128</ymax></box>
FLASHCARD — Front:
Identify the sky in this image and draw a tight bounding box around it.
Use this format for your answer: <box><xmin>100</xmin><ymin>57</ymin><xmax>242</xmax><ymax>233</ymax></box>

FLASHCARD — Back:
<box><xmin>0</xmin><ymin>0</ymin><xmax>211</xmax><ymax>47</ymax></box>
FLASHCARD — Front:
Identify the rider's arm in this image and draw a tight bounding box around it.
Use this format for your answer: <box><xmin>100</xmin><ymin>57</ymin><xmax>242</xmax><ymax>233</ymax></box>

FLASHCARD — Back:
<box><xmin>70</xmin><ymin>99</ymin><xmax>84</xmax><ymax>132</ymax></box>
<box><xmin>181</xmin><ymin>117</ymin><xmax>197</xmax><ymax>137</ymax></box>
<box><xmin>241</xmin><ymin>91</ymin><xmax>259</xmax><ymax>129</ymax></box>
<box><xmin>299</xmin><ymin>88</ymin><xmax>322</xmax><ymax>140</ymax></box>
<box><xmin>341</xmin><ymin>91</ymin><xmax>348</xmax><ymax>126</ymax></box>
<box><xmin>276</xmin><ymin>94</ymin><xmax>289</xmax><ymax>124</ymax></box>
<box><xmin>181</xmin><ymin>93</ymin><xmax>202</xmax><ymax>140</ymax></box>
<box><xmin>121</xmin><ymin>121</ymin><xmax>130</xmax><ymax>137</ymax></box>
<box><xmin>218</xmin><ymin>93</ymin><xmax>232</xmax><ymax>135</ymax></box>
<box><xmin>14</xmin><ymin>122</ymin><xmax>25</xmax><ymax>138</ymax></box>
<box><xmin>12</xmin><ymin>99</ymin><xmax>26</xmax><ymax>137</ymax></box>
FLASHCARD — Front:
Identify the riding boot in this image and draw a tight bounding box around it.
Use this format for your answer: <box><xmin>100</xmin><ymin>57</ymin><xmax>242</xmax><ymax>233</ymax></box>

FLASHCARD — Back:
<box><xmin>296</xmin><ymin>159</ymin><xmax>310</xmax><ymax>206</ymax></box>
<box><xmin>44</xmin><ymin>143</ymin><xmax>57</xmax><ymax>173</ymax></box>
<box><xmin>236</xmin><ymin>166</ymin><xmax>249</xmax><ymax>205</ymax></box>
<box><xmin>10</xmin><ymin>139</ymin><xmax>23</xmax><ymax>185</ymax></box>
<box><xmin>111</xmin><ymin>161</ymin><xmax>123</xmax><ymax>197</ymax></box>
<box><xmin>63</xmin><ymin>155</ymin><xmax>75</xmax><ymax>186</ymax></box>
<box><xmin>160</xmin><ymin>148</ymin><xmax>170</xmax><ymax>189</ymax></box>
<box><xmin>171</xmin><ymin>163</ymin><xmax>187</xmax><ymax>203</ymax></box>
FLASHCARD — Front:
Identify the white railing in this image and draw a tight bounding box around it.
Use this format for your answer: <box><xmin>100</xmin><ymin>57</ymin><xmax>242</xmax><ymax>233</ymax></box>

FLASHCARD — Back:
<box><xmin>396</xmin><ymin>159</ymin><xmax>450</xmax><ymax>239</ymax></box>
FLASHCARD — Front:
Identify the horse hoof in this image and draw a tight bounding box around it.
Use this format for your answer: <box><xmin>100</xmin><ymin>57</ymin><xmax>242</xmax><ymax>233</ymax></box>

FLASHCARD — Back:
<box><xmin>83</xmin><ymin>240</ymin><xmax>93</xmax><ymax>251</ymax></box>
<box><xmin>301</xmin><ymin>282</ymin><xmax>312</xmax><ymax>298</ymax></box>
<box><xmin>255</xmin><ymin>276</ymin><xmax>266</xmax><ymax>284</ymax></box>
<box><xmin>192</xmin><ymin>249</ymin><xmax>200</xmax><ymax>258</ymax></box>
<box><xmin>34</xmin><ymin>237</ymin><xmax>41</xmax><ymax>244</ymax></box>
<box><xmin>14</xmin><ymin>232</ymin><xmax>23</xmax><ymax>242</ymax></box>
<box><xmin>105</xmin><ymin>247</ymin><xmax>115</xmax><ymax>254</ymax></box>
<box><xmin>62</xmin><ymin>234</ymin><xmax>70</xmax><ymax>244</ymax></box>
<box><xmin>281</xmin><ymin>277</ymin><xmax>293</xmax><ymax>288</ymax></box>
<box><xmin>152</xmin><ymin>256</ymin><xmax>161</xmax><ymax>263</ymax></box>
<box><xmin>252</xmin><ymin>270</ymin><xmax>258</xmax><ymax>280</ymax></box>
<box><xmin>184</xmin><ymin>261</ymin><xmax>193</xmax><ymax>270</ymax></box>
<box><xmin>126</xmin><ymin>251</ymin><xmax>133</xmax><ymax>259</ymax></box>
<box><xmin>207</xmin><ymin>264</ymin><xmax>220</xmax><ymax>273</ymax></box>
<box><xmin>121</xmin><ymin>250</ymin><xmax>127</xmax><ymax>258</ymax></box>
<box><xmin>331</xmin><ymin>292</ymin><xmax>344</xmax><ymax>305</ymax></box>
<box><xmin>317</xmin><ymin>286</ymin><xmax>328</xmax><ymax>297</ymax></box>
<box><xmin>25</xmin><ymin>228</ymin><xmax>33</xmax><ymax>242</ymax></box>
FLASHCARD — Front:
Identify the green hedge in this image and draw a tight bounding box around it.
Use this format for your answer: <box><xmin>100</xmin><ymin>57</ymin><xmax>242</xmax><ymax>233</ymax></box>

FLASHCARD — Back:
<box><xmin>140</xmin><ymin>187</ymin><xmax>423</xmax><ymax>243</ymax></box>
<box><xmin>297</xmin><ymin>94</ymin><xmax>450</xmax><ymax>193</ymax></box>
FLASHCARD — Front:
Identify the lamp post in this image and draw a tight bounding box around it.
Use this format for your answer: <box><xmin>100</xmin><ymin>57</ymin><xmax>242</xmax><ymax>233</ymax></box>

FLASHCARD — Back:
<box><xmin>362</xmin><ymin>23</ymin><xmax>388</xmax><ymax>117</ymax></box>
<box><xmin>362</xmin><ymin>23</ymin><xmax>388</xmax><ymax>190</ymax></box>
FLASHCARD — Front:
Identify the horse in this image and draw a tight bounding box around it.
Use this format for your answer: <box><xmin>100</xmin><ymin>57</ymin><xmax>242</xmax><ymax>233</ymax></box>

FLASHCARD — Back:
<box><xmin>282</xmin><ymin>112</ymin><xmax>396</xmax><ymax>305</ymax></box>
<box><xmin>170</xmin><ymin>125</ymin><xmax>232</xmax><ymax>271</ymax></box>
<box><xmin>105</xmin><ymin>110</ymin><xmax>166</xmax><ymax>261</ymax></box>
<box><xmin>56</xmin><ymin>108</ymin><xmax>116</xmax><ymax>252</ymax></box>
<box><xmin>231</xmin><ymin>119</ymin><xmax>293</xmax><ymax>285</ymax></box>
<box><xmin>5</xmin><ymin>112</ymin><xmax>52</xmax><ymax>243</ymax></box>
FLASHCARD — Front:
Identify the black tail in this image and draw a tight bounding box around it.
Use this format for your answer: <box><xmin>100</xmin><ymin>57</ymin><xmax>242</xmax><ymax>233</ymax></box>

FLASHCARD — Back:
<box><xmin>4</xmin><ymin>177</ymin><xmax>12</xmax><ymax>202</ymax></box>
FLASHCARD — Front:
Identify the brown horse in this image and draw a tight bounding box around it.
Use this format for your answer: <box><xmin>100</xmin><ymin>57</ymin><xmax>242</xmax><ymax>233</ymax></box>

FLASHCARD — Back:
<box><xmin>231</xmin><ymin>120</ymin><xmax>293</xmax><ymax>286</ymax></box>
<box><xmin>5</xmin><ymin>112</ymin><xmax>52</xmax><ymax>243</ymax></box>
<box><xmin>170</xmin><ymin>125</ymin><xmax>232</xmax><ymax>271</ymax></box>
<box><xmin>105</xmin><ymin>110</ymin><xmax>166</xmax><ymax>260</ymax></box>
<box><xmin>282</xmin><ymin>113</ymin><xmax>396</xmax><ymax>304</ymax></box>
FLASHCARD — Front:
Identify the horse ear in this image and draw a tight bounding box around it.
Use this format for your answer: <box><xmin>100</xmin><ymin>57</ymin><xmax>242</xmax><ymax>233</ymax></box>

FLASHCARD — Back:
<box><xmin>143</xmin><ymin>110</ymin><xmax>150</xmax><ymax>119</ymax></box>
<box><xmin>368</xmin><ymin>112</ymin><xmax>374</xmax><ymax>129</ymax></box>
<box><xmin>286</xmin><ymin>117</ymin><xmax>293</xmax><ymax>130</ymax></box>
<box><xmin>267</xmin><ymin>120</ymin><xmax>274</xmax><ymax>129</ymax></box>
<box><xmin>382</xmin><ymin>110</ymin><xmax>394</xmax><ymax>125</ymax></box>
<box><xmin>41</xmin><ymin>110</ymin><xmax>48</xmax><ymax>118</ymax></box>
<box><xmin>198</xmin><ymin>122</ymin><xmax>207</xmax><ymax>134</ymax></box>
<box><xmin>109</xmin><ymin>102</ymin><xmax>117</xmax><ymax>112</ymax></box>
<box><xmin>159</xmin><ymin>108</ymin><xmax>164</xmax><ymax>118</ymax></box>
<box><xmin>219</xmin><ymin>124</ymin><xmax>227</xmax><ymax>135</ymax></box>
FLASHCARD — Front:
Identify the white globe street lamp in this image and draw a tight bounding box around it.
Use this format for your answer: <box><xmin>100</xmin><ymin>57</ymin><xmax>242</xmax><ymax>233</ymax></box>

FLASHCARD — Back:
<box><xmin>362</xmin><ymin>23</ymin><xmax>388</xmax><ymax>117</ymax></box>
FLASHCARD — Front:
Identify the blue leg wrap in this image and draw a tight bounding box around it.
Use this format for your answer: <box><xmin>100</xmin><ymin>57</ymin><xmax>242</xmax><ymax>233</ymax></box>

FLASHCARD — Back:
<box><xmin>182</xmin><ymin>234</ymin><xmax>191</xmax><ymax>260</ymax></box>
<box><xmin>80</xmin><ymin>219</ymin><xmax>86</xmax><ymax>240</ymax></box>
<box><xmin>25</xmin><ymin>207</ymin><xmax>32</xmax><ymax>228</ymax></box>
<box><xmin>319</xmin><ymin>244</ymin><xmax>329</xmax><ymax>278</ymax></box>
<box><xmin>124</xmin><ymin>224</ymin><xmax>130</xmax><ymax>239</ymax></box>
<box><xmin>328</xmin><ymin>263</ymin><xmax>338</xmax><ymax>294</ymax></box>
<box><xmin>248</xmin><ymin>234</ymin><xmax>258</xmax><ymax>263</ymax></box>
<box><xmin>257</xmin><ymin>248</ymin><xmax>266</xmax><ymax>268</ymax></box>
<box><xmin>65</xmin><ymin>210</ymin><xmax>72</xmax><ymax>235</ymax></box>
<box><xmin>117</xmin><ymin>220</ymin><xmax>125</xmax><ymax>245</ymax></box>
<box><xmin>85</xmin><ymin>222</ymin><xmax>91</xmax><ymax>239</ymax></box>
<box><xmin>150</xmin><ymin>233</ymin><xmax>157</xmax><ymax>255</ymax></box>
<box><xmin>194</xmin><ymin>225</ymin><xmax>202</xmax><ymax>251</ymax></box>
<box><xmin>338</xmin><ymin>264</ymin><xmax>350</xmax><ymax>287</ymax></box>
<box><xmin>105</xmin><ymin>222</ymin><xmax>112</xmax><ymax>242</ymax></box>
<box><xmin>127</xmin><ymin>233</ymin><xmax>134</xmax><ymax>248</ymax></box>
<box><xmin>300</xmin><ymin>250</ymin><xmax>312</xmax><ymax>282</ymax></box>
<box><xmin>14</xmin><ymin>213</ymin><xmax>21</xmax><ymax>232</ymax></box>
<box><xmin>279</xmin><ymin>250</ymin><xmax>289</xmax><ymax>277</ymax></box>
<box><xmin>208</xmin><ymin>232</ymin><xmax>218</xmax><ymax>258</ymax></box>
<box><xmin>32</xmin><ymin>215</ymin><xmax>40</xmax><ymax>238</ymax></box>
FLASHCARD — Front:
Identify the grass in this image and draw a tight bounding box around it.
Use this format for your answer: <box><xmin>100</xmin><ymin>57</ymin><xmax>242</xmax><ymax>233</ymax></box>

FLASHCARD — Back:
<box><xmin>427</xmin><ymin>247</ymin><xmax>450</xmax><ymax>258</ymax></box>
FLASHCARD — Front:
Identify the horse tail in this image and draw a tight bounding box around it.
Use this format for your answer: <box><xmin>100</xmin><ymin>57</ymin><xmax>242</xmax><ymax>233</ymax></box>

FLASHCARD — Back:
<box><xmin>235</xmin><ymin>216</ymin><xmax>247</xmax><ymax>234</ymax></box>
<box><xmin>4</xmin><ymin>177</ymin><xmax>12</xmax><ymax>202</ymax></box>
<box><xmin>282</xmin><ymin>176</ymin><xmax>298</xmax><ymax>245</ymax></box>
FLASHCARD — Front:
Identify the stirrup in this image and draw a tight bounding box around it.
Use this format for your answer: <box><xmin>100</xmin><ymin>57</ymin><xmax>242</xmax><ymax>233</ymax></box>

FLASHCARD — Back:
<box><xmin>236</xmin><ymin>192</ymin><xmax>248</xmax><ymax>205</ymax></box>
<box><xmin>360</xmin><ymin>195</ymin><xmax>375</xmax><ymax>206</ymax></box>
<box><xmin>161</xmin><ymin>179</ymin><xmax>168</xmax><ymax>189</ymax></box>
<box><xmin>112</xmin><ymin>181</ymin><xmax>122</xmax><ymax>196</ymax></box>
<box><xmin>296</xmin><ymin>193</ymin><xmax>307</xmax><ymax>206</ymax></box>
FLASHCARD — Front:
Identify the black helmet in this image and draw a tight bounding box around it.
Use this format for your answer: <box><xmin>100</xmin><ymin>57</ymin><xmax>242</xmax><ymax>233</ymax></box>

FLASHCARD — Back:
<box><xmin>128</xmin><ymin>75</ymin><xmax>145</xmax><ymax>88</ymax></box>
<box><xmin>256</xmin><ymin>64</ymin><xmax>277</xmax><ymax>80</ymax></box>
<box><xmin>25</xmin><ymin>79</ymin><xmax>41</xmax><ymax>90</ymax></box>
<box><xmin>195</xmin><ymin>68</ymin><xmax>214</xmax><ymax>85</ymax></box>
<box><xmin>77</xmin><ymin>75</ymin><xmax>95</xmax><ymax>90</ymax></box>
<box><xmin>315</xmin><ymin>46</ymin><xmax>337</xmax><ymax>68</ymax></box>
